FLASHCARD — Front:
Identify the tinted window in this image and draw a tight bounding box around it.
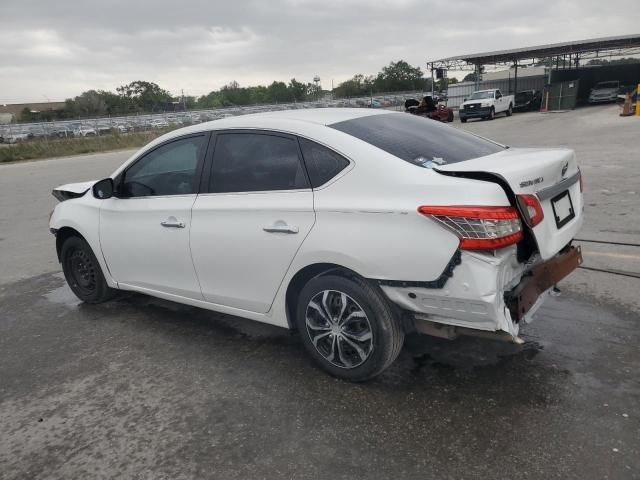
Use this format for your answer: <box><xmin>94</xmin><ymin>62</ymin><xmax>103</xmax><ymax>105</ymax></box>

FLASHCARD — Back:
<box><xmin>299</xmin><ymin>138</ymin><xmax>350</xmax><ymax>187</ymax></box>
<box><xmin>210</xmin><ymin>133</ymin><xmax>308</xmax><ymax>193</ymax></box>
<box><xmin>122</xmin><ymin>135</ymin><xmax>205</xmax><ymax>197</ymax></box>
<box><xmin>330</xmin><ymin>113</ymin><xmax>503</xmax><ymax>167</ymax></box>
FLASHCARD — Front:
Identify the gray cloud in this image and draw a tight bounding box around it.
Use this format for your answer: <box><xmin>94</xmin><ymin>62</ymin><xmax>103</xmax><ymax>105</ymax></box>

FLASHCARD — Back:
<box><xmin>0</xmin><ymin>0</ymin><xmax>636</xmax><ymax>102</ymax></box>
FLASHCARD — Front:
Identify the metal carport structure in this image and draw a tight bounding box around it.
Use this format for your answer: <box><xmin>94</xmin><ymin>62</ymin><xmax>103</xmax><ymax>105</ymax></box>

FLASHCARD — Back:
<box><xmin>427</xmin><ymin>34</ymin><xmax>640</xmax><ymax>95</ymax></box>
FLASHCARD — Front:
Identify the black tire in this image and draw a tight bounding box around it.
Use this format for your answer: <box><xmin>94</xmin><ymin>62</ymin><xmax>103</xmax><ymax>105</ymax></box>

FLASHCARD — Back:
<box><xmin>506</xmin><ymin>103</ymin><xmax>513</xmax><ymax>116</ymax></box>
<box><xmin>295</xmin><ymin>274</ymin><xmax>404</xmax><ymax>381</ymax></box>
<box><xmin>460</xmin><ymin>116</ymin><xmax>467</xmax><ymax>123</ymax></box>
<box><xmin>447</xmin><ymin>110</ymin><xmax>454</xmax><ymax>122</ymax></box>
<box><xmin>488</xmin><ymin>107</ymin><xmax>495</xmax><ymax>120</ymax></box>
<box><xmin>61</xmin><ymin>236</ymin><xmax>116</xmax><ymax>304</ymax></box>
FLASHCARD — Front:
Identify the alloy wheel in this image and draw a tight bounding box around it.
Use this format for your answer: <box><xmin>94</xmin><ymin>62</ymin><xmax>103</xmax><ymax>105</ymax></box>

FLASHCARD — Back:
<box><xmin>305</xmin><ymin>290</ymin><xmax>374</xmax><ymax>369</ymax></box>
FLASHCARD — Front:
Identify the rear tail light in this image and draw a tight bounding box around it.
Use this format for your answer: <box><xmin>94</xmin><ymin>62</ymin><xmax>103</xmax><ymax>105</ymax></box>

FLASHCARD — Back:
<box><xmin>516</xmin><ymin>194</ymin><xmax>544</xmax><ymax>227</ymax></box>
<box><xmin>418</xmin><ymin>205</ymin><xmax>523</xmax><ymax>250</ymax></box>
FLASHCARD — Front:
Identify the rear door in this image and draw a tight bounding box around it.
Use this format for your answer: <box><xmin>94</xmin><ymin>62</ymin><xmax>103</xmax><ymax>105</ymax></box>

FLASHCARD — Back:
<box><xmin>190</xmin><ymin>131</ymin><xmax>315</xmax><ymax>313</ymax></box>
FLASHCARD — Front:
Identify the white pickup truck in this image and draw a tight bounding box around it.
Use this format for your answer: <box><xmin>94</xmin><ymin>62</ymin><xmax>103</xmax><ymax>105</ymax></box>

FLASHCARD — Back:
<box><xmin>459</xmin><ymin>89</ymin><xmax>514</xmax><ymax>122</ymax></box>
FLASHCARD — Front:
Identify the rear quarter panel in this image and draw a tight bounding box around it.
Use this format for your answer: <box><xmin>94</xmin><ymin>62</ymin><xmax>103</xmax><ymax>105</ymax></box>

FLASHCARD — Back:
<box><xmin>283</xmin><ymin>127</ymin><xmax>513</xmax><ymax>282</ymax></box>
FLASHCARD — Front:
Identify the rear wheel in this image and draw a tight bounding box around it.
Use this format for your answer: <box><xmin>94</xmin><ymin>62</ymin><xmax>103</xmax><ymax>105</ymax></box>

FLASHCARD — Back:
<box><xmin>506</xmin><ymin>104</ymin><xmax>513</xmax><ymax>116</ymax></box>
<box><xmin>296</xmin><ymin>275</ymin><xmax>404</xmax><ymax>381</ymax></box>
<box><xmin>61</xmin><ymin>236</ymin><xmax>116</xmax><ymax>303</ymax></box>
<box><xmin>460</xmin><ymin>116</ymin><xmax>467</xmax><ymax>123</ymax></box>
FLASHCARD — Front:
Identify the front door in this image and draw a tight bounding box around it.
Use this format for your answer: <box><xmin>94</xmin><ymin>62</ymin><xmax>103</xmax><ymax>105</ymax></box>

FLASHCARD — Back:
<box><xmin>100</xmin><ymin>133</ymin><xmax>209</xmax><ymax>299</ymax></box>
<box><xmin>191</xmin><ymin>131</ymin><xmax>315</xmax><ymax>313</ymax></box>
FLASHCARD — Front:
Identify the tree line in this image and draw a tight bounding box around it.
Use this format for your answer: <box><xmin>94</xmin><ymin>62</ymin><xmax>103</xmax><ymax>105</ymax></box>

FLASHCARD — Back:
<box><xmin>19</xmin><ymin>60</ymin><xmax>457</xmax><ymax>122</ymax></box>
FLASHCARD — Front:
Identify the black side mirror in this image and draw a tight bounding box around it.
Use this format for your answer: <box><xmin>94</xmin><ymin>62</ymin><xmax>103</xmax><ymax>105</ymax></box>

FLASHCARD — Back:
<box><xmin>463</xmin><ymin>98</ymin><xmax>467</xmax><ymax>102</ymax></box>
<box><xmin>93</xmin><ymin>178</ymin><xmax>114</xmax><ymax>199</ymax></box>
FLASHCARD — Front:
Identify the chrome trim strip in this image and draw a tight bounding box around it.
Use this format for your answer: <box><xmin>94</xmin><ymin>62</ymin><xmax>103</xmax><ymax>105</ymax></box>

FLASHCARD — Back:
<box><xmin>536</xmin><ymin>171</ymin><xmax>580</xmax><ymax>201</ymax></box>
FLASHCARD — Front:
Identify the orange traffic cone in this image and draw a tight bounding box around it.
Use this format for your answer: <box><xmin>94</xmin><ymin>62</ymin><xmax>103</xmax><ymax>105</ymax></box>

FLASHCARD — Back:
<box><xmin>620</xmin><ymin>93</ymin><xmax>633</xmax><ymax>117</ymax></box>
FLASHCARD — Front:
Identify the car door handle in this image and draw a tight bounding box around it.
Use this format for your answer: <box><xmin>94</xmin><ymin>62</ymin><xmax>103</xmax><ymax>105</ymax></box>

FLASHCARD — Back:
<box><xmin>263</xmin><ymin>224</ymin><xmax>299</xmax><ymax>234</ymax></box>
<box><xmin>161</xmin><ymin>217</ymin><xmax>185</xmax><ymax>228</ymax></box>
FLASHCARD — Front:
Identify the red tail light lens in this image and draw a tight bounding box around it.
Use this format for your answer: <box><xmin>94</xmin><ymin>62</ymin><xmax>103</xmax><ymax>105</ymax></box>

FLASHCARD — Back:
<box><xmin>418</xmin><ymin>205</ymin><xmax>523</xmax><ymax>250</ymax></box>
<box><xmin>516</xmin><ymin>194</ymin><xmax>544</xmax><ymax>227</ymax></box>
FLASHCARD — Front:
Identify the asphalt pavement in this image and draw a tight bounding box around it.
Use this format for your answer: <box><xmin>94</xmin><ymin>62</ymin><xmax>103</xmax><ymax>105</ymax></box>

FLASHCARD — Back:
<box><xmin>0</xmin><ymin>105</ymin><xmax>638</xmax><ymax>479</ymax></box>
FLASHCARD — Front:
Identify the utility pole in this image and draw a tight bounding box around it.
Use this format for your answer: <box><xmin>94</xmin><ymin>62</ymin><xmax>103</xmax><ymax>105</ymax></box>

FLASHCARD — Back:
<box><xmin>181</xmin><ymin>89</ymin><xmax>186</xmax><ymax>111</ymax></box>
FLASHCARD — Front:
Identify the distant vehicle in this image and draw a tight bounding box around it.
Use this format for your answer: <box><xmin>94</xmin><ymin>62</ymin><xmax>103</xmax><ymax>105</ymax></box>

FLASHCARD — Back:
<box><xmin>150</xmin><ymin>119</ymin><xmax>169</xmax><ymax>129</ymax></box>
<box><xmin>73</xmin><ymin>126</ymin><xmax>97</xmax><ymax>137</ymax></box>
<box><xmin>368</xmin><ymin>100</ymin><xmax>383</xmax><ymax>108</ymax></box>
<box><xmin>459</xmin><ymin>89</ymin><xmax>514</xmax><ymax>122</ymax></box>
<box><xmin>405</xmin><ymin>96</ymin><xmax>454</xmax><ymax>122</ymax></box>
<box><xmin>4</xmin><ymin>132</ymin><xmax>30</xmax><ymax>143</ymax></box>
<box><xmin>112</xmin><ymin>124</ymin><xmax>128</xmax><ymax>133</ymax></box>
<box><xmin>588</xmin><ymin>81</ymin><xmax>620</xmax><ymax>103</ymax></box>
<box><xmin>50</xmin><ymin>108</ymin><xmax>584</xmax><ymax>381</ymax></box>
<box><xmin>514</xmin><ymin>90</ymin><xmax>542</xmax><ymax>112</ymax></box>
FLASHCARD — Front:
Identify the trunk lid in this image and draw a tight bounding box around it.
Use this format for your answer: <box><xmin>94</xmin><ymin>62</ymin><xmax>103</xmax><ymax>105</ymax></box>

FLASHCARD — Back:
<box><xmin>436</xmin><ymin>148</ymin><xmax>583</xmax><ymax>260</ymax></box>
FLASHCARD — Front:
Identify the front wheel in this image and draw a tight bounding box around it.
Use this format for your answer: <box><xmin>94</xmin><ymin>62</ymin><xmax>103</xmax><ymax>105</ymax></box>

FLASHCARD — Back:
<box><xmin>296</xmin><ymin>275</ymin><xmax>404</xmax><ymax>381</ymax></box>
<box><xmin>506</xmin><ymin>104</ymin><xmax>513</xmax><ymax>116</ymax></box>
<box><xmin>61</xmin><ymin>236</ymin><xmax>116</xmax><ymax>303</ymax></box>
<box><xmin>488</xmin><ymin>107</ymin><xmax>495</xmax><ymax>120</ymax></box>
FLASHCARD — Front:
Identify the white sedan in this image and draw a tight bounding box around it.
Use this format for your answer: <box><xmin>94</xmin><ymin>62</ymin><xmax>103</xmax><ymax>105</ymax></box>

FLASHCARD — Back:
<box><xmin>49</xmin><ymin>109</ymin><xmax>584</xmax><ymax>381</ymax></box>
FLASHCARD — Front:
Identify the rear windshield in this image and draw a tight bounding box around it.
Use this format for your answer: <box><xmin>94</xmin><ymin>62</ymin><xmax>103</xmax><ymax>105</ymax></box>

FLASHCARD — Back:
<box><xmin>595</xmin><ymin>82</ymin><xmax>618</xmax><ymax>89</ymax></box>
<box><xmin>329</xmin><ymin>113</ymin><xmax>504</xmax><ymax>167</ymax></box>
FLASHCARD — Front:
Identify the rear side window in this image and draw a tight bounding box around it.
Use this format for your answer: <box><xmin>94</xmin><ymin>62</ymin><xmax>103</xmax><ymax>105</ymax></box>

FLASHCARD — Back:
<box><xmin>299</xmin><ymin>138</ymin><xmax>350</xmax><ymax>187</ymax></box>
<box><xmin>210</xmin><ymin>133</ymin><xmax>309</xmax><ymax>193</ymax></box>
<box><xmin>330</xmin><ymin>113</ymin><xmax>504</xmax><ymax>167</ymax></box>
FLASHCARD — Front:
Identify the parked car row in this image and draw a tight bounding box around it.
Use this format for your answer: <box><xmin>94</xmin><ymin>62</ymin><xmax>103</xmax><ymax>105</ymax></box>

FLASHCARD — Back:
<box><xmin>0</xmin><ymin>93</ymin><xmax>431</xmax><ymax>143</ymax></box>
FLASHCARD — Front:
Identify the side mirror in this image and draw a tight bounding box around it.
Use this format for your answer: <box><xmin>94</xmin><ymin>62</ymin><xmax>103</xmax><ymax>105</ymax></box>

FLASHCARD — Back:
<box><xmin>463</xmin><ymin>98</ymin><xmax>467</xmax><ymax>102</ymax></box>
<box><xmin>93</xmin><ymin>178</ymin><xmax>114</xmax><ymax>199</ymax></box>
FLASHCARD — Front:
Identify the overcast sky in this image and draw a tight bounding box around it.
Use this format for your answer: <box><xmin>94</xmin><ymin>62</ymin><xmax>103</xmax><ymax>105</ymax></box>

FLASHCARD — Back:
<box><xmin>0</xmin><ymin>0</ymin><xmax>637</xmax><ymax>103</ymax></box>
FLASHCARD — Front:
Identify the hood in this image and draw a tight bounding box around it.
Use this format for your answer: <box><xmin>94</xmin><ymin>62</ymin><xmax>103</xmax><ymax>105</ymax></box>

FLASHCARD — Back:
<box><xmin>52</xmin><ymin>180</ymin><xmax>96</xmax><ymax>202</ymax></box>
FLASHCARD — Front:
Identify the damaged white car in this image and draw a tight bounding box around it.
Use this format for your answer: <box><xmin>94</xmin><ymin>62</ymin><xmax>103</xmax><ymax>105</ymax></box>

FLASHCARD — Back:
<box><xmin>49</xmin><ymin>109</ymin><xmax>583</xmax><ymax>381</ymax></box>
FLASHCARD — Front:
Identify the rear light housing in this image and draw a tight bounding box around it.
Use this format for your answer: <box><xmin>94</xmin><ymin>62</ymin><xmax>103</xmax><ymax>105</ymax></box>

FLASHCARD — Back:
<box><xmin>418</xmin><ymin>205</ymin><xmax>523</xmax><ymax>250</ymax></box>
<box><xmin>516</xmin><ymin>194</ymin><xmax>544</xmax><ymax>227</ymax></box>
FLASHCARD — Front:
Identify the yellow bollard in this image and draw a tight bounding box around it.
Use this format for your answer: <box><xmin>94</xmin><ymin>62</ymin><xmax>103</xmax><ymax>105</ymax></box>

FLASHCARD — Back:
<box><xmin>636</xmin><ymin>83</ymin><xmax>640</xmax><ymax>116</ymax></box>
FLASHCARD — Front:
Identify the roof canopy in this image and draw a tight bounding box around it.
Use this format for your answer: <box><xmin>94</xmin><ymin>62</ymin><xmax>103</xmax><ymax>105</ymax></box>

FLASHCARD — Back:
<box><xmin>428</xmin><ymin>34</ymin><xmax>640</xmax><ymax>69</ymax></box>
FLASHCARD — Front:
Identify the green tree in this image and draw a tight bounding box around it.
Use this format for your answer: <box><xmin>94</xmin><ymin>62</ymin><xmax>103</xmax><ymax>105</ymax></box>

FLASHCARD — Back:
<box><xmin>116</xmin><ymin>81</ymin><xmax>173</xmax><ymax>112</ymax></box>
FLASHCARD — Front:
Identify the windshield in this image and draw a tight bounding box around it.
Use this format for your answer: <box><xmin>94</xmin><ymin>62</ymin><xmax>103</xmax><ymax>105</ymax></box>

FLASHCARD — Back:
<box><xmin>595</xmin><ymin>82</ymin><xmax>618</xmax><ymax>89</ymax></box>
<box><xmin>515</xmin><ymin>92</ymin><xmax>532</xmax><ymax>101</ymax></box>
<box><xmin>468</xmin><ymin>91</ymin><xmax>494</xmax><ymax>100</ymax></box>
<box><xmin>329</xmin><ymin>112</ymin><xmax>504</xmax><ymax>167</ymax></box>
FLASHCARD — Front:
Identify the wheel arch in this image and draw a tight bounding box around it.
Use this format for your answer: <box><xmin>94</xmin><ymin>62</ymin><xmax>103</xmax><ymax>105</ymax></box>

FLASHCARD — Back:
<box><xmin>55</xmin><ymin>226</ymin><xmax>86</xmax><ymax>262</ymax></box>
<box><xmin>284</xmin><ymin>263</ymin><xmax>365</xmax><ymax>330</ymax></box>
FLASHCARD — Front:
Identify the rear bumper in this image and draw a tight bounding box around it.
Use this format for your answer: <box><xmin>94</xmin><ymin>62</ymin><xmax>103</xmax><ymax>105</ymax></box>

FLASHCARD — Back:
<box><xmin>381</xmin><ymin>245</ymin><xmax>582</xmax><ymax>338</ymax></box>
<box><xmin>505</xmin><ymin>245</ymin><xmax>582</xmax><ymax>322</ymax></box>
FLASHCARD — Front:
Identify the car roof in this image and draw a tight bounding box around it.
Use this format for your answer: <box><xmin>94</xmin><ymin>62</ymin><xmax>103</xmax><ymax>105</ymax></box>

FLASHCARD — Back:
<box><xmin>160</xmin><ymin>108</ymin><xmax>393</xmax><ymax>138</ymax></box>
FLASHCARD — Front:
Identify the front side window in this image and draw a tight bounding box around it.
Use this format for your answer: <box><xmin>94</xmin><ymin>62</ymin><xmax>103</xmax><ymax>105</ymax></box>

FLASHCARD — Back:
<box><xmin>122</xmin><ymin>135</ymin><xmax>206</xmax><ymax>197</ymax></box>
<box><xmin>299</xmin><ymin>138</ymin><xmax>350</xmax><ymax>187</ymax></box>
<box><xmin>210</xmin><ymin>133</ymin><xmax>308</xmax><ymax>193</ymax></box>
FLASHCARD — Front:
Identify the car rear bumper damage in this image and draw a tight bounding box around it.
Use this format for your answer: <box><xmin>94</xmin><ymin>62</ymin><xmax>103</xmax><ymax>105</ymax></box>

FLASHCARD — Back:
<box><xmin>380</xmin><ymin>245</ymin><xmax>582</xmax><ymax>341</ymax></box>
<box><xmin>505</xmin><ymin>245</ymin><xmax>582</xmax><ymax>322</ymax></box>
